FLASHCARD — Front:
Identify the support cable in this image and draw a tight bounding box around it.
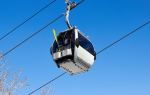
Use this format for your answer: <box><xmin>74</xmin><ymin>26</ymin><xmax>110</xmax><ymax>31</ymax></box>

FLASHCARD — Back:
<box><xmin>0</xmin><ymin>0</ymin><xmax>56</xmax><ymax>42</ymax></box>
<box><xmin>96</xmin><ymin>21</ymin><xmax>150</xmax><ymax>55</ymax></box>
<box><xmin>27</xmin><ymin>72</ymin><xmax>66</xmax><ymax>95</ymax></box>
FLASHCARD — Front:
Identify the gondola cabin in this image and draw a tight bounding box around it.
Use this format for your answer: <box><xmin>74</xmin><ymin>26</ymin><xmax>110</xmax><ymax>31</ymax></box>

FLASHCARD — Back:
<box><xmin>50</xmin><ymin>27</ymin><xmax>96</xmax><ymax>75</ymax></box>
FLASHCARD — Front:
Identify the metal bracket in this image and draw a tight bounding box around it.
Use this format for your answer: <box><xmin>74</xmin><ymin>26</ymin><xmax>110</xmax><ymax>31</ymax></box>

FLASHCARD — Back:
<box><xmin>65</xmin><ymin>0</ymin><xmax>76</xmax><ymax>29</ymax></box>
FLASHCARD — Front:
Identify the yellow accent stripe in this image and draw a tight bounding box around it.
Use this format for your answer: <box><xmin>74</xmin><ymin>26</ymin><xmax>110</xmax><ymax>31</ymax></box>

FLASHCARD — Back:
<box><xmin>52</xmin><ymin>29</ymin><xmax>58</xmax><ymax>43</ymax></box>
<box><xmin>52</xmin><ymin>29</ymin><xmax>60</xmax><ymax>51</ymax></box>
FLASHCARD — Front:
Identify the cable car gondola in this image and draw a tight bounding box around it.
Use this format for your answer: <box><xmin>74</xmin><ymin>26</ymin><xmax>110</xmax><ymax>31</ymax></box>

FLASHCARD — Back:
<box><xmin>50</xmin><ymin>0</ymin><xmax>96</xmax><ymax>75</ymax></box>
<box><xmin>50</xmin><ymin>27</ymin><xmax>96</xmax><ymax>74</ymax></box>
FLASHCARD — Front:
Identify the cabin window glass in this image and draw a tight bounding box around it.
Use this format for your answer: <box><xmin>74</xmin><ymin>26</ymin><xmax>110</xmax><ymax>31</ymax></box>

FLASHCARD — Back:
<box><xmin>64</xmin><ymin>30</ymin><xmax>72</xmax><ymax>46</ymax></box>
<box><xmin>52</xmin><ymin>29</ymin><xmax>74</xmax><ymax>53</ymax></box>
<box><xmin>78</xmin><ymin>32</ymin><xmax>95</xmax><ymax>55</ymax></box>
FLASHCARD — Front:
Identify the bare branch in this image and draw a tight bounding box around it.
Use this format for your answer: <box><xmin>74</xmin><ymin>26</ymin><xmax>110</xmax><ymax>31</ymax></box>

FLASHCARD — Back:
<box><xmin>40</xmin><ymin>87</ymin><xmax>51</xmax><ymax>95</ymax></box>
<box><xmin>0</xmin><ymin>59</ymin><xmax>27</xmax><ymax>95</ymax></box>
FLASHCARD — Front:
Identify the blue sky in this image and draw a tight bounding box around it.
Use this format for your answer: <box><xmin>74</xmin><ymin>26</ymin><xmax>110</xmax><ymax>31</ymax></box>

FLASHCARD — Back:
<box><xmin>0</xmin><ymin>0</ymin><xmax>150</xmax><ymax>95</ymax></box>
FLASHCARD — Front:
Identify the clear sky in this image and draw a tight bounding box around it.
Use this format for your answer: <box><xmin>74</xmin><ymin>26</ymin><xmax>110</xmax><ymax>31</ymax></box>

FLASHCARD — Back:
<box><xmin>0</xmin><ymin>0</ymin><xmax>150</xmax><ymax>95</ymax></box>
